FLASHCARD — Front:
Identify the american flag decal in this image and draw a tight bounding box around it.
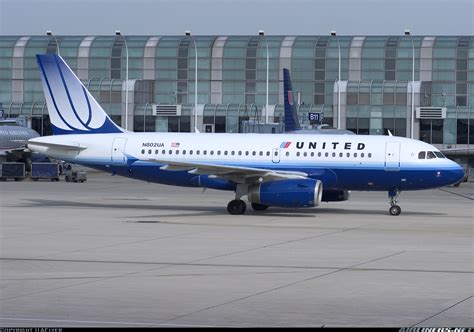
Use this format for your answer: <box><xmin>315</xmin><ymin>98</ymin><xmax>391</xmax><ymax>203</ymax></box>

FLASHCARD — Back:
<box><xmin>171</xmin><ymin>142</ymin><xmax>180</xmax><ymax>148</ymax></box>
<box><xmin>280</xmin><ymin>142</ymin><xmax>291</xmax><ymax>149</ymax></box>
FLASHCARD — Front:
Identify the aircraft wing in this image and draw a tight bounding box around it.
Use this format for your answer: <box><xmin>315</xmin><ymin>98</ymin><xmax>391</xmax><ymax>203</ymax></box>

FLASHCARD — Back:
<box><xmin>147</xmin><ymin>158</ymin><xmax>308</xmax><ymax>183</ymax></box>
<box><xmin>2</xmin><ymin>147</ymin><xmax>29</xmax><ymax>158</ymax></box>
<box><xmin>4</xmin><ymin>147</ymin><xmax>27</xmax><ymax>153</ymax></box>
<box><xmin>27</xmin><ymin>140</ymin><xmax>87</xmax><ymax>151</ymax></box>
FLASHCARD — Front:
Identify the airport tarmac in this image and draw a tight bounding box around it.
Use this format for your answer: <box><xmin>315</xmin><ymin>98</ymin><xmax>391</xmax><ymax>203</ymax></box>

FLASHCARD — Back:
<box><xmin>0</xmin><ymin>172</ymin><xmax>473</xmax><ymax>327</ymax></box>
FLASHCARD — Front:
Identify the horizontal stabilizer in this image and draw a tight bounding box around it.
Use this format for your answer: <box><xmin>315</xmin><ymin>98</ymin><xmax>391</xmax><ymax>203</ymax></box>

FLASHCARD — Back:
<box><xmin>27</xmin><ymin>140</ymin><xmax>87</xmax><ymax>151</ymax></box>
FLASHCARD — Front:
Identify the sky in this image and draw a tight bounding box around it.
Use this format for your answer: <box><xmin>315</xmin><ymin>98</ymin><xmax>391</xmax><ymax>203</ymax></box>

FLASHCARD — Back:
<box><xmin>0</xmin><ymin>0</ymin><xmax>473</xmax><ymax>36</ymax></box>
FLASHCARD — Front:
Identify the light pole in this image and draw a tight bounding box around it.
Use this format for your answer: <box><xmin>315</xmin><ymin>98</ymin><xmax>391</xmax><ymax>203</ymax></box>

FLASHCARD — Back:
<box><xmin>115</xmin><ymin>31</ymin><xmax>129</xmax><ymax>131</ymax></box>
<box><xmin>46</xmin><ymin>30</ymin><xmax>61</xmax><ymax>56</ymax></box>
<box><xmin>185</xmin><ymin>30</ymin><xmax>198</xmax><ymax>133</ymax></box>
<box><xmin>405</xmin><ymin>29</ymin><xmax>415</xmax><ymax>139</ymax></box>
<box><xmin>330</xmin><ymin>31</ymin><xmax>341</xmax><ymax>129</ymax></box>
<box><xmin>258</xmin><ymin>30</ymin><xmax>269</xmax><ymax>124</ymax></box>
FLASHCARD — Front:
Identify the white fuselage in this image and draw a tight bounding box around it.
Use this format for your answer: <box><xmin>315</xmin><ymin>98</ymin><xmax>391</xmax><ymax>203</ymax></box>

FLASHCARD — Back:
<box><xmin>28</xmin><ymin>132</ymin><xmax>463</xmax><ymax>191</ymax></box>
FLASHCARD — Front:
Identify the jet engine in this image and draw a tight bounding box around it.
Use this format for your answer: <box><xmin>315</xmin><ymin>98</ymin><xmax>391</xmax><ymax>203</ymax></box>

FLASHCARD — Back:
<box><xmin>248</xmin><ymin>178</ymin><xmax>323</xmax><ymax>208</ymax></box>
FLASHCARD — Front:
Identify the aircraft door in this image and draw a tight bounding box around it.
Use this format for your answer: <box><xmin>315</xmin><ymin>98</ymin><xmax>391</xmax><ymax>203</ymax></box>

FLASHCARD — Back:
<box><xmin>384</xmin><ymin>142</ymin><xmax>400</xmax><ymax>171</ymax></box>
<box><xmin>111</xmin><ymin>137</ymin><xmax>127</xmax><ymax>165</ymax></box>
<box><xmin>272</xmin><ymin>148</ymin><xmax>281</xmax><ymax>163</ymax></box>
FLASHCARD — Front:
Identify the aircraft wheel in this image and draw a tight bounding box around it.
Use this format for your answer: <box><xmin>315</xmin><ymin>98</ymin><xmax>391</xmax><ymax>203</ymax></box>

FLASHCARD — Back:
<box><xmin>251</xmin><ymin>203</ymin><xmax>269</xmax><ymax>211</ymax></box>
<box><xmin>227</xmin><ymin>199</ymin><xmax>247</xmax><ymax>215</ymax></box>
<box><xmin>389</xmin><ymin>205</ymin><xmax>401</xmax><ymax>216</ymax></box>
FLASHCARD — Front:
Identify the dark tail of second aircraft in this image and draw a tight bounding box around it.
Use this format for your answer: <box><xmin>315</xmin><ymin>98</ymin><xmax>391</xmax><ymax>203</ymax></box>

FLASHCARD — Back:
<box><xmin>283</xmin><ymin>68</ymin><xmax>301</xmax><ymax>132</ymax></box>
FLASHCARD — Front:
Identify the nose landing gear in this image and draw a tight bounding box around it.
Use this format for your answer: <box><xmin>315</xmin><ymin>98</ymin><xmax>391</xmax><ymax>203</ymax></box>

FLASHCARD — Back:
<box><xmin>388</xmin><ymin>188</ymin><xmax>401</xmax><ymax>216</ymax></box>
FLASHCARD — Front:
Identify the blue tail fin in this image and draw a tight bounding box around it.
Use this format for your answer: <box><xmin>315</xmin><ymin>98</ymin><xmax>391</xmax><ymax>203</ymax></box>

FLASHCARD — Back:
<box><xmin>36</xmin><ymin>54</ymin><xmax>124</xmax><ymax>135</ymax></box>
<box><xmin>283</xmin><ymin>68</ymin><xmax>301</xmax><ymax>132</ymax></box>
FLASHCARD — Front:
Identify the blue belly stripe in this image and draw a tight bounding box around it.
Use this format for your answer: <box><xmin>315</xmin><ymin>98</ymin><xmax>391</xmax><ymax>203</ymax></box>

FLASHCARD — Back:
<box><xmin>70</xmin><ymin>157</ymin><xmax>463</xmax><ymax>192</ymax></box>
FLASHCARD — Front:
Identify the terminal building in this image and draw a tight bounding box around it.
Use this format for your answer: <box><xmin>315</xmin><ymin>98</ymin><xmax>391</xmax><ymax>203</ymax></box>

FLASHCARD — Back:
<box><xmin>0</xmin><ymin>35</ymin><xmax>472</xmax><ymax>163</ymax></box>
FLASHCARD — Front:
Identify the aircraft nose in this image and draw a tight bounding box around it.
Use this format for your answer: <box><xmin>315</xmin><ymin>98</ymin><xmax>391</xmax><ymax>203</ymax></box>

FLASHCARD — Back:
<box><xmin>445</xmin><ymin>163</ymin><xmax>465</xmax><ymax>185</ymax></box>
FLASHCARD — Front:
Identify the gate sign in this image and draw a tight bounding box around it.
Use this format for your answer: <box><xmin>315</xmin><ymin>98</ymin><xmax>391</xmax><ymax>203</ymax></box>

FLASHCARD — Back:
<box><xmin>308</xmin><ymin>112</ymin><xmax>323</xmax><ymax>122</ymax></box>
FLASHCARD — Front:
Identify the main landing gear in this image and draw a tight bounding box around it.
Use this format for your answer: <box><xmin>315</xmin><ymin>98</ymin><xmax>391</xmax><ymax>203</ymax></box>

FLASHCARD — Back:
<box><xmin>227</xmin><ymin>199</ymin><xmax>247</xmax><ymax>215</ymax></box>
<box><xmin>227</xmin><ymin>184</ymin><xmax>248</xmax><ymax>215</ymax></box>
<box><xmin>388</xmin><ymin>188</ymin><xmax>402</xmax><ymax>216</ymax></box>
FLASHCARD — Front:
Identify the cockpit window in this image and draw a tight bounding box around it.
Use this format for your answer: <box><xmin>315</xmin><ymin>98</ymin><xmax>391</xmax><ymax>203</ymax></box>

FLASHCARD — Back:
<box><xmin>418</xmin><ymin>151</ymin><xmax>426</xmax><ymax>159</ymax></box>
<box><xmin>434</xmin><ymin>151</ymin><xmax>445</xmax><ymax>158</ymax></box>
<box><xmin>427</xmin><ymin>151</ymin><xmax>436</xmax><ymax>159</ymax></box>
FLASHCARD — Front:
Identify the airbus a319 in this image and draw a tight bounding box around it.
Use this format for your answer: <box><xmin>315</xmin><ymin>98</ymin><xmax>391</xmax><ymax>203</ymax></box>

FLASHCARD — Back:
<box><xmin>28</xmin><ymin>55</ymin><xmax>464</xmax><ymax>215</ymax></box>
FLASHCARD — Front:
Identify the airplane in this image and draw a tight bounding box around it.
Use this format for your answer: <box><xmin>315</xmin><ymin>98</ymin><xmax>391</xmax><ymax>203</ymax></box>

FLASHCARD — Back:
<box><xmin>283</xmin><ymin>68</ymin><xmax>355</xmax><ymax>135</ymax></box>
<box><xmin>0</xmin><ymin>118</ymin><xmax>47</xmax><ymax>167</ymax></box>
<box><xmin>28</xmin><ymin>54</ymin><xmax>464</xmax><ymax>216</ymax></box>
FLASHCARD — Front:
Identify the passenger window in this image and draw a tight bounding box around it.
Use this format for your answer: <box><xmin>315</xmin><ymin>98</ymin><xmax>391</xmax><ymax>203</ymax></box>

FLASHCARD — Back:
<box><xmin>231</xmin><ymin>151</ymin><xmax>235</xmax><ymax>155</ymax></box>
<box><xmin>285</xmin><ymin>151</ymin><xmax>290</xmax><ymax>157</ymax></box>
<box><xmin>418</xmin><ymin>151</ymin><xmax>426</xmax><ymax>159</ymax></box>
<box><xmin>183</xmin><ymin>150</ymin><xmax>186</xmax><ymax>155</ymax></box>
<box><xmin>266</xmin><ymin>151</ymin><xmax>270</xmax><ymax>156</ymax></box>
<box><xmin>224</xmin><ymin>151</ymin><xmax>228</xmax><ymax>155</ymax></box>
<box><xmin>332</xmin><ymin>152</ymin><xmax>336</xmax><ymax>157</ymax></box>
<box><xmin>361</xmin><ymin>153</ymin><xmax>364</xmax><ymax>158</ymax></box>
<box><xmin>210</xmin><ymin>151</ymin><xmax>214</xmax><ymax>155</ymax></box>
<box><xmin>296</xmin><ymin>152</ymin><xmax>300</xmax><ymax>157</ymax></box>
<box><xmin>427</xmin><ymin>151</ymin><xmax>436</xmax><ymax>159</ymax></box>
<box><xmin>175</xmin><ymin>150</ymin><xmax>179</xmax><ymax>155</ymax></box>
<box><xmin>339</xmin><ymin>152</ymin><xmax>343</xmax><ymax>157</ymax></box>
<box><xmin>189</xmin><ymin>150</ymin><xmax>193</xmax><ymax>155</ymax></box>
<box><xmin>162</xmin><ymin>149</ymin><xmax>166</xmax><ymax>154</ymax></box>
<box><xmin>354</xmin><ymin>153</ymin><xmax>357</xmax><ymax>157</ymax></box>
<box><xmin>303</xmin><ymin>152</ymin><xmax>307</xmax><ymax>157</ymax></box>
<box><xmin>155</xmin><ymin>150</ymin><xmax>159</xmax><ymax>154</ymax></box>
<box><xmin>148</xmin><ymin>149</ymin><xmax>152</xmax><ymax>154</ymax></box>
<box><xmin>259</xmin><ymin>151</ymin><xmax>263</xmax><ymax>156</ymax></box>
<box><xmin>196</xmin><ymin>150</ymin><xmax>200</xmax><ymax>155</ymax></box>
<box><xmin>238</xmin><ymin>151</ymin><xmax>242</xmax><ymax>156</ymax></box>
<box><xmin>203</xmin><ymin>150</ymin><xmax>207</xmax><ymax>155</ymax></box>
<box><xmin>368</xmin><ymin>153</ymin><xmax>372</xmax><ymax>158</ymax></box>
<box><xmin>346</xmin><ymin>152</ymin><xmax>350</xmax><ymax>158</ymax></box>
<box><xmin>217</xmin><ymin>151</ymin><xmax>221</xmax><ymax>155</ymax></box>
<box><xmin>141</xmin><ymin>149</ymin><xmax>145</xmax><ymax>154</ymax></box>
<box><xmin>325</xmin><ymin>152</ymin><xmax>329</xmax><ymax>157</ymax></box>
<box><xmin>252</xmin><ymin>151</ymin><xmax>256</xmax><ymax>156</ymax></box>
<box><xmin>245</xmin><ymin>151</ymin><xmax>249</xmax><ymax>156</ymax></box>
<box><xmin>169</xmin><ymin>150</ymin><xmax>172</xmax><ymax>154</ymax></box>
<box><xmin>318</xmin><ymin>152</ymin><xmax>322</xmax><ymax>157</ymax></box>
<box><xmin>310</xmin><ymin>152</ymin><xmax>314</xmax><ymax>157</ymax></box>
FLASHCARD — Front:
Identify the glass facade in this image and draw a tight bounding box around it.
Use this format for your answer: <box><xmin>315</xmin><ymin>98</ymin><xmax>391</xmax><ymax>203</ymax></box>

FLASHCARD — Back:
<box><xmin>0</xmin><ymin>35</ymin><xmax>473</xmax><ymax>153</ymax></box>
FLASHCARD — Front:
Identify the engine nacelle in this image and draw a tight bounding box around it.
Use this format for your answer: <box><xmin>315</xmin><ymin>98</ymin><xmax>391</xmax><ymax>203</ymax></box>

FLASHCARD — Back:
<box><xmin>321</xmin><ymin>190</ymin><xmax>350</xmax><ymax>202</ymax></box>
<box><xmin>248</xmin><ymin>179</ymin><xmax>323</xmax><ymax>208</ymax></box>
